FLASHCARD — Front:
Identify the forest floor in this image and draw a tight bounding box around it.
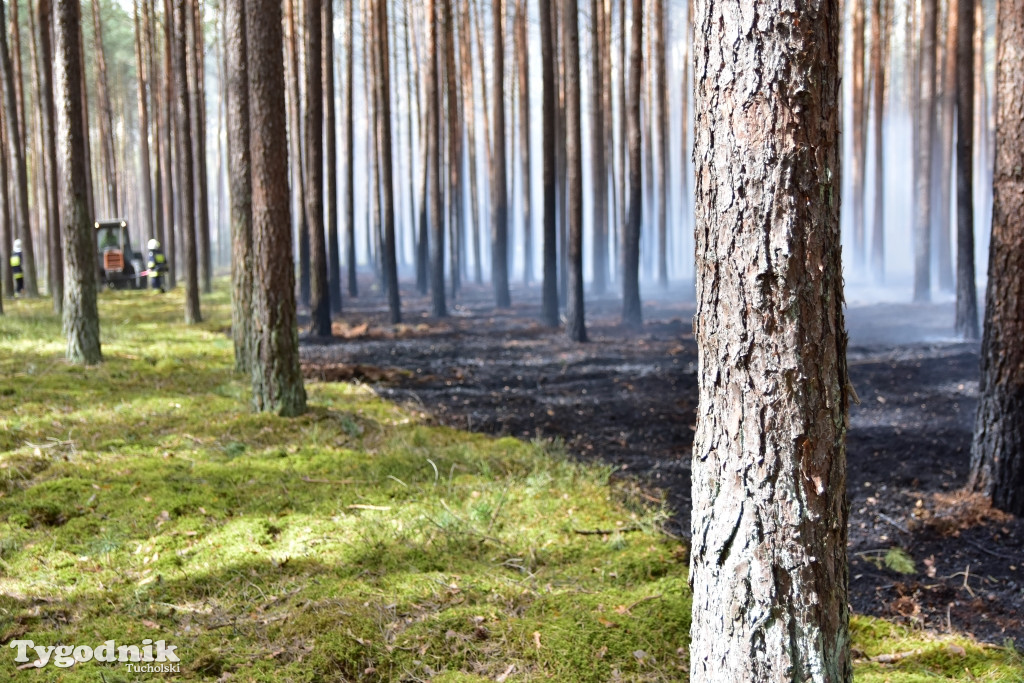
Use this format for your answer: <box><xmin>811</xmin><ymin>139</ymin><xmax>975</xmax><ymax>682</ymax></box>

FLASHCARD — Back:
<box><xmin>302</xmin><ymin>280</ymin><xmax>1024</xmax><ymax>651</ymax></box>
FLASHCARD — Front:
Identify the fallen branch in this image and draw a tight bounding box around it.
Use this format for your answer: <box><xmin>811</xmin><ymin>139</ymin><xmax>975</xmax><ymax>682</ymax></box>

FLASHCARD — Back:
<box><xmin>870</xmin><ymin>648</ymin><xmax>921</xmax><ymax>663</ymax></box>
<box><xmin>573</xmin><ymin>525</ymin><xmax>644</xmax><ymax>536</ymax></box>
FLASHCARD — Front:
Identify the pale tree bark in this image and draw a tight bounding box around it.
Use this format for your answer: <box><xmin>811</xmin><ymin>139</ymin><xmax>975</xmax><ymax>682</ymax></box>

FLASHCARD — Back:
<box><xmin>174</xmin><ymin>0</ymin><xmax>202</xmax><ymax>323</ymax></box>
<box><xmin>375</xmin><ymin>0</ymin><xmax>401</xmax><ymax>322</ymax></box>
<box><xmin>691</xmin><ymin>0</ymin><xmax>851</xmax><ymax>678</ymax></box>
<box><xmin>852</xmin><ymin>0</ymin><xmax>866</xmax><ymax>269</ymax></box>
<box><xmin>969</xmin><ymin>0</ymin><xmax>1024</xmax><ymax>515</ymax></box>
<box><xmin>954</xmin><ymin>0</ymin><xmax>977</xmax><ymax>339</ymax></box>
<box><xmin>91</xmin><ymin>0</ymin><xmax>120</xmax><ymax>215</ymax></box>
<box><xmin>914</xmin><ymin>0</ymin><xmax>937</xmax><ymax>302</ymax></box>
<box><xmin>602</xmin><ymin>0</ymin><xmax>615</xmax><ymax>284</ymax></box>
<box><xmin>55</xmin><ymin>0</ymin><xmax>101</xmax><ymax>364</ymax></box>
<box><xmin>870</xmin><ymin>0</ymin><xmax>889</xmax><ymax>281</ymax></box>
<box><xmin>247</xmin><ymin>0</ymin><xmax>306</xmax><ymax>416</ymax></box>
<box><xmin>565</xmin><ymin>0</ymin><xmax>585</xmax><ymax>342</ymax></box>
<box><xmin>426</xmin><ymin>0</ymin><xmax>446</xmax><ymax>316</ymax></box>
<box><xmin>325</xmin><ymin>0</ymin><xmax>342</xmax><ymax>315</ymax></box>
<box><xmin>226</xmin><ymin>0</ymin><xmax>252</xmax><ymax>372</ymax></box>
<box><xmin>936</xmin><ymin>0</ymin><xmax>957</xmax><ymax>292</ymax></box>
<box><xmin>491</xmin><ymin>0</ymin><xmax>510</xmax><ymax>307</ymax></box>
<box><xmin>516</xmin><ymin>0</ymin><xmax>532</xmax><ymax>286</ymax></box>
<box><xmin>306</xmin><ymin>0</ymin><xmax>331</xmax><ymax>336</ymax></box>
<box><xmin>0</xmin><ymin>103</ymin><xmax>10</xmax><ymax>300</ymax></box>
<box><xmin>26</xmin><ymin>1</ymin><xmax>50</xmax><ymax>297</ymax></box>
<box><xmin>285</xmin><ymin>0</ymin><xmax>310</xmax><ymax>307</ymax></box>
<box><xmin>190</xmin><ymin>0</ymin><xmax>212</xmax><ymax>294</ymax></box>
<box><xmin>621</xmin><ymin>0</ymin><xmax>641</xmax><ymax>329</ymax></box>
<box><xmin>134</xmin><ymin>0</ymin><xmax>154</xmax><ymax>247</ymax></box>
<box><xmin>443</xmin><ymin>0</ymin><xmax>462</xmax><ymax>297</ymax></box>
<box><xmin>36</xmin><ymin>0</ymin><xmax>64</xmax><ymax>310</ymax></box>
<box><xmin>653</xmin><ymin>0</ymin><xmax>667</xmax><ymax>287</ymax></box>
<box><xmin>403</xmin><ymin>1</ymin><xmax>419</xmax><ymax>274</ymax></box>
<box><xmin>415</xmin><ymin>0</ymin><xmax>431</xmax><ymax>294</ymax></box>
<box><xmin>345</xmin><ymin>0</ymin><xmax>357</xmax><ymax>296</ymax></box>
<box><xmin>1</xmin><ymin>0</ymin><xmax>38</xmax><ymax>297</ymax></box>
<box><xmin>162</xmin><ymin>0</ymin><xmax>176</xmax><ymax>288</ymax></box>
<box><xmin>460</xmin><ymin>0</ymin><xmax>483</xmax><ymax>285</ymax></box>
<box><xmin>590</xmin><ymin>0</ymin><xmax>607</xmax><ymax>294</ymax></box>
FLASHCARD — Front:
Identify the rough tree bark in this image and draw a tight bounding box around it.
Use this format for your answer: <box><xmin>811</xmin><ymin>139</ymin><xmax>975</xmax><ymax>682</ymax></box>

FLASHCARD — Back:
<box><xmin>564</xmin><ymin>0</ymin><xmax>586</xmax><ymax>342</ymax></box>
<box><xmin>690</xmin><ymin>0</ymin><xmax>851</xmax><ymax>678</ymax></box>
<box><xmin>969</xmin><ymin>0</ymin><xmax>1024</xmax><ymax>515</ymax></box>
<box><xmin>54</xmin><ymin>0</ymin><xmax>101</xmax><ymax>363</ymax></box>
<box><xmin>621</xmin><ymin>0</ymin><xmax>641</xmax><ymax>329</ymax></box>
<box><xmin>247</xmin><ymin>0</ymin><xmax>306</xmax><ymax>416</ymax></box>
<box><xmin>226</xmin><ymin>0</ymin><xmax>252</xmax><ymax>372</ymax></box>
<box><xmin>914</xmin><ymin>0</ymin><xmax>937</xmax><ymax>302</ymax></box>
<box><xmin>173</xmin><ymin>0</ymin><xmax>202</xmax><ymax>323</ymax></box>
<box><xmin>954</xmin><ymin>0</ymin><xmax>978</xmax><ymax>339</ymax></box>
<box><xmin>590</xmin><ymin>0</ymin><xmax>607</xmax><ymax>294</ymax></box>
<box><xmin>285</xmin><ymin>0</ymin><xmax>310</xmax><ymax>307</ymax></box>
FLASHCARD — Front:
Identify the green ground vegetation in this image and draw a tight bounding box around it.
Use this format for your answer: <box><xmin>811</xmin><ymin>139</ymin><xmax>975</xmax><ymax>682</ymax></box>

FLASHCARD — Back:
<box><xmin>0</xmin><ymin>286</ymin><xmax>1021</xmax><ymax>681</ymax></box>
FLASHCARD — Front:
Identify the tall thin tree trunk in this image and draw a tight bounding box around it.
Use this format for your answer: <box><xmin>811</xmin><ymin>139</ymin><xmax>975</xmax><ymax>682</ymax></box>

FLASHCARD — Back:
<box><xmin>914</xmin><ymin>0</ymin><xmax>937</xmax><ymax>301</ymax></box>
<box><xmin>540</xmin><ymin>0</ymin><xmax>558</xmax><ymax>325</ymax></box>
<box><xmin>622</xmin><ymin>0</ymin><xmax>641</xmax><ymax>328</ymax></box>
<box><xmin>376</xmin><ymin>0</ymin><xmax>401</xmax><ymax>322</ymax></box>
<box><xmin>91</xmin><ymin>0</ymin><xmax>119</xmax><ymax>215</ymax></box>
<box><xmin>427</xmin><ymin>0</ymin><xmax>445</xmax><ymax>316</ymax></box>
<box><xmin>852</xmin><ymin>0</ymin><xmax>867</xmax><ymax>270</ymax></box>
<box><xmin>653</xmin><ymin>0</ymin><xmax>667</xmax><ymax>287</ymax></box>
<box><xmin>491</xmin><ymin>0</ymin><xmax>510</xmax><ymax>307</ymax></box>
<box><xmin>516</xmin><ymin>0</ymin><xmax>532</xmax><ymax>286</ymax></box>
<box><xmin>286</xmin><ymin>0</ymin><xmax>310</xmax><ymax>307</ymax></box>
<box><xmin>936</xmin><ymin>0</ymin><xmax>957</xmax><ymax>291</ymax></box>
<box><xmin>345</xmin><ymin>0</ymin><xmax>358</xmax><ymax>296</ymax></box>
<box><xmin>190</xmin><ymin>0</ymin><xmax>212</xmax><ymax>293</ymax></box>
<box><xmin>304</xmin><ymin>0</ymin><xmax>330</xmax><ymax>335</ymax></box>
<box><xmin>565</xmin><ymin>0</ymin><xmax>585</xmax><ymax>341</ymax></box>
<box><xmin>36</xmin><ymin>0</ymin><xmax>64</xmax><ymax>310</ymax></box>
<box><xmin>590</xmin><ymin>0</ymin><xmax>608</xmax><ymax>294</ymax></box>
<box><xmin>226</xmin><ymin>0</ymin><xmax>252</xmax><ymax>372</ymax></box>
<box><xmin>618</xmin><ymin>0</ymin><xmax>626</xmax><ymax>286</ymax></box>
<box><xmin>134</xmin><ymin>0</ymin><xmax>154</xmax><ymax>248</ymax></box>
<box><xmin>324</xmin><ymin>0</ymin><xmax>341</xmax><ymax>314</ymax></box>
<box><xmin>954</xmin><ymin>0</ymin><xmax>977</xmax><ymax>339</ymax></box>
<box><xmin>443</xmin><ymin>0</ymin><xmax>462</xmax><ymax>298</ymax></box>
<box><xmin>247</xmin><ymin>0</ymin><xmax>306</xmax><ymax>416</ymax></box>
<box><xmin>460</xmin><ymin>0</ymin><xmax>483</xmax><ymax>284</ymax></box>
<box><xmin>0</xmin><ymin>107</ymin><xmax>10</xmax><ymax>299</ymax></box>
<box><xmin>54</xmin><ymin>0</ymin><xmax>101</xmax><ymax>363</ymax></box>
<box><xmin>27</xmin><ymin>0</ymin><xmax>50</xmax><ymax>297</ymax></box>
<box><xmin>174</xmin><ymin>0</ymin><xmax>202</xmax><ymax>323</ymax></box>
<box><xmin>162</xmin><ymin>0</ymin><xmax>176</xmax><ymax>288</ymax></box>
<box><xmin>1</xmin><ymin>1</ymin><xmax>38</xmax><ymax>297</ymax></box>
<box><xmin>870</xmin><ymin>0</ymin><xmax>889</xmax><ymax>281</ymax></box>
<box><xmin>404</xmin><ymin>0</ymin><xmax>419</xmax><ymax>275</ymax></box>
<box><xmin>415</xmin><ymin>0</ymin><xmax>431</xmax><ymax>294</ymax></box>
<box><xmin>691</xmin><ymin>0</ymin><xmax>850</xmax><ymax>675</ymax></box>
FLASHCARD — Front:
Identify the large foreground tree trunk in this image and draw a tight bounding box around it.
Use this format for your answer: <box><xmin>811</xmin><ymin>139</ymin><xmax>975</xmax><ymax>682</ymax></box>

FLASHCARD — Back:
<box><xmin>969</xmin><ymin>0</ymin><xmax>1024</xmax><ymax>515</ymax></box>
<box><xmin>247</xmin><ymin>0</ymin><xmax>306</xmax><ymax>416</ymax></box>
<box><xmin>690</xmin><ymin>0</ymin><xmax>851</xmax><ymax>678</ymax></box>
<box><xmin>55</xmin><ymin>0</ymin><xmax>101</xmax><ymax>364</ymax></box>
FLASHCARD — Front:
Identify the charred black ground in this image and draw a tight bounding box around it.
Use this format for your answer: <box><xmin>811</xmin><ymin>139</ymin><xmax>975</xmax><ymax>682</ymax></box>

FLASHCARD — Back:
<box><xmin>300</xmin><ymin>282</ymin><xmax>1023</xmax><ymax>648</ymax></box>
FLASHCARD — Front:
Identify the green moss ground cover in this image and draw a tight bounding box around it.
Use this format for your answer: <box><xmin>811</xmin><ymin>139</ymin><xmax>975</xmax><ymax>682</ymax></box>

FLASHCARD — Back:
<box><xmin>0</xmin><ymin>286</ymin><xmax>1020</xmax><ymax>681</ymax></box>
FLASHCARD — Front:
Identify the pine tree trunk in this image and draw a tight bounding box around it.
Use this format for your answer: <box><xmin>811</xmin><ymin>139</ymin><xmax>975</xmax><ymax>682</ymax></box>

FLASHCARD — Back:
<box><xmin>539</xmin><ymin>0</ymin><xmax>558</xmax><ymax>326</ymax></box>
<box><xmin>870</xmin><ymin>0</ymin><xmax>888</xmax><ymax>281</ymax></box>
<box><xmin>91</xmin><ymin>0</ymin><xmax>120</xmax><ymax>216</ymax></box>
<box><xmin>443</xmin><ymin>0</ymin><xmax>462</xmax><ymax>298</ymax></box>
<box><xmin>0</xmin><ymin>81</ymin><xmax>10</xmax><ymax>299</ymax></box>
<box><xmin>305</xmin><ymin>0</ymin><xmax>331</xmax><ymax>336</ymax></box>
<box><xmin>852</xmin><ymin>0</ymin><xmax>866</xmax><ymax>270</ymax></box>
<box><xmin>621</xmin><ymin>0</ymin><xmax>641</xmax><ymax>329</ymax></box>
<box><xmin>162</xmin><ymin>0</ymin><xmax>176</xmax><ymax>288</ymax></box>
<box><xmin>618</xmin><ymin>0</ymin><xmax>627</xmax><ymax>285</ymax></box>
<box><xmin>173</xmin><ymin>0</ymin><xmax>202</xmax><ymax>323</ymax></box>
<box><xmin>459</xmin><ymin>0</ymin><xmax>483</xmax><ymax>285</ymax></box>
<box><xmin>190</xmin><ymin>0</ymin><xmax>212</xmax><ymax>294</ymax></box>
<box><xmin>415</xmin><ymin>0</ymin><xmax>431</xmax><ymax>295</ymax></box>
<box><xmin>247</xmin><ymin>0</ymin><xmax>306</xmax><ymax>416</ymax></box>
<box><xmin>969</xmin><ymin>0</ymin><xmax>1024</xmax><ymax>515</ymax></box>
<box><xmin>322</xmin><ymin>0</ymin><xmax>341</xmax><ymax>314</ymax></box>
<box><xmin>491</xmin><ymin>0</ymin><xmax>510</xmax><ymax>308</ymax></box>
<box><xmin>54</xmin><ymin>0</ymin><xmax>102</xmax><ymax>364</ymax></box>
<box><xmin>516</xmin><ymin>0</ymin><xmax>533</xmax><ymax>286</ymax></box>
<box><xmin>286</xmin><ymin>0</ymin><xmax>310</xmax><ymax>307</ymax></box>
<box><xmin>590</xmin><ymin>0</ymin><xmax>607</xmax><ymax>294</ymax></box>
<box><xmin>690</xmin><ymin>0</ymin><xmax>851</xmax><ymax>677</ymax></box>
<box><xmin>426</xmin><ymin>0</ymin><xmax>446</xmax><ymax>316</ymax></box>
<box><xmin>654</xmin><ymin>0</ymin><xmax>667</xmax><ymax>287</ymax></box>
<box><xmin>36</xmin><ymin>0</ymin><xmax>64</xmax><ymax>310</ymax></box>
<box><xmin>226</xmin><ymin>0</ymin><xmax>253</xmax><ymax>373</ymax></box>
<box><xmin>954</xmin><ymin>0</ymin><xmax>978</xmax><ymax>339</ymax></box>
<box><xmin>376</xmin><ymin>0</ymin><xmax>401</xmax><ymax>323</ymax></box>
<box><xmin>935</xmin><ymin>0</ymin><xmax>957</xmax><ymax>292</ymax></box>
<box><xmin>344</xmin><ymin>0</ymin><xmax>358</xmax><ymax>297</ymax></box>
<box><xmin>564</xmin><ymin>0</ymin><xmax>585</xmax><ymax>342</ymax></box>
<box><xmin>134</xmin><ymin>0</ymin><xmax>154</xmax><ymax>248</ymax></box>
<box><xmin>1</xmin><ymin>0</ymin><xmax>38</xmax><ymax>297</ymax></box>
<box><xmin>914</xmin><ymin>0</ymin><xmax>937</xmax><ymax>302</ymax></box>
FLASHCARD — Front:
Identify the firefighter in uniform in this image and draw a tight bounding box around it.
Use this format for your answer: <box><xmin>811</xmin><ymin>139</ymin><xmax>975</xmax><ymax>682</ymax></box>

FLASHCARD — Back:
<box><xmin>10</xmin><ymin>238</ymin><xmax>24</xmax><ymax>297</ymax></box>
<box><xmin>146</xmin><ymin>239</ymin><xmax>168</xmax><ymax>293</ymax></box>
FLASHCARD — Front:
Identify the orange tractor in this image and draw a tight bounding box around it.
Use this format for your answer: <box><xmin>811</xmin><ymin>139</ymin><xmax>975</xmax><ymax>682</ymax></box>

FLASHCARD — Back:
<box><xmin>95</xmin><ymin>219</ymin><xmax>145</xmax><ymax>289</ymax></box>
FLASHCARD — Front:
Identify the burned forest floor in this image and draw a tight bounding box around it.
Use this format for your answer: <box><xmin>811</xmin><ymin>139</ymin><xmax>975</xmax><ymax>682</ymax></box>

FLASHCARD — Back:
<box><xmin>300</xmin><ymin>280</ymin><xmax>1024</xmax><ymax>650</ymax></box>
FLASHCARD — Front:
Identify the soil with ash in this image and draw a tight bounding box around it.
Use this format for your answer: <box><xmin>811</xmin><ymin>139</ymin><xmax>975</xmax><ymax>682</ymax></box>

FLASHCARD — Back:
<box><xmin>301</xmin><ymin>283</ymin><xmax>1023</xmax><ymax>648</ymax></box>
